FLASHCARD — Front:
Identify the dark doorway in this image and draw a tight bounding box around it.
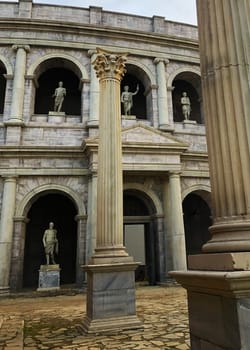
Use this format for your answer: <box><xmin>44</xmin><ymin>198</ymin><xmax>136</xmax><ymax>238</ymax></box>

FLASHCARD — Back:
<box><xmin>123</xmin><ymin>191</ymin><xmax>157</xmax><ymax>284</ymax></box>
<box><xmin>0</xmin><ymin>63</ymin><xmax>7</xmax><ymax>114</ymax></box>
<box><xmin>23</xmin><ymin>193</ymin><xmax>77</xmax><ymax>288</ymax></box>
<box><xmin>172</xmin><ymin>71</ymin><xmax>202</xmax><ymax>123</ymax></box>
<box><xmin>34</xmin><ymin>67</ymin><xmax>81</xmax><ymax>115</ymax></box>
<box><xmin>183</xmin><ymin>193</ymin><xmax>212</xmax><ymax>258</ymax></box>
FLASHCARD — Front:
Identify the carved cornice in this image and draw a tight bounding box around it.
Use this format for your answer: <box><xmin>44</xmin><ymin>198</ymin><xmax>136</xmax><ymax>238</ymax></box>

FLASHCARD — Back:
<box><xmin>93</xmin><ymin>48</ymin><xmax>127</xmax><ymax>81</ymax></box>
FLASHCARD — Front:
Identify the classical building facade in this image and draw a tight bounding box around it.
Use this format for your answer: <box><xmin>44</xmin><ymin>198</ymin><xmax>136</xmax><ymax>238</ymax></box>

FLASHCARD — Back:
<box><xmin>0</xmin><ymin>0</ymin><xmax>211</xmax><ymax>292</ymax></box>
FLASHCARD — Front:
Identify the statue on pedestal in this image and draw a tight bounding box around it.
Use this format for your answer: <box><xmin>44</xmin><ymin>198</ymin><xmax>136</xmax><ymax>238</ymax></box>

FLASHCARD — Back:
<box><xmin>43</xmin><ymin>222</ymin><xmax>58</xmax><ymax>265</ymax></box>
<box><xmin>181</xmin><ymin>91</ymin><xmax>191</xmax><ymax>120</ymax></box>
<box><xmin>52</xmin><ymin>81</ymin><xmax>66</xmax><ymax>112</ymax></box>
<box><xmin>121</xmin><ymin>84</ymin><xmax>139</xmax><ymax>116</ymax></box>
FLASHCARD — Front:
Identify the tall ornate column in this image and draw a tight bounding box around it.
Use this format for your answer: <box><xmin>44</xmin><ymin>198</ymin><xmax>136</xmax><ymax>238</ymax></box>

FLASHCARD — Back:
<box><xmin>5</xmin><ymin>45</ymin><xmax>29</xmax><ymax>144</ymax></box>
<box><xmin>87</xmin><ymin>50</ymin><xmax>100</xmax><ymax>128</ymax></box>
<box><xmin>165</xmin><ymin>173</ymin><xmax>186</xmax><ymax>271</ymax></box>
<box><xmin>83</xmin><ymin>49</ymin><xmax>142</xmax><ymax>333</ymax></box>
<box><xmin>172</xmin><ymin>1</ymin><xmax>250</xmax><ymax>349</ymax></box>
<box><xmin>0</xmin><ymin>176</ymin><xmax>17</xmax><ymax>295</ymax></box>
<box><xmin>154</xmin><ymin>58</ymin><xmax>170</xmax><ymax>130</ymax></box>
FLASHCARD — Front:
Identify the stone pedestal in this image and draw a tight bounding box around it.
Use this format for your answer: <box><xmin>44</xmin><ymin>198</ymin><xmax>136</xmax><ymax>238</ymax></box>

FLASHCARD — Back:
<box><xmin>172</xmin><ymin>270</ymin><xmax>250</xmax><ymax>350</ymax></box>
<box><xmin>82</xmin><ymin>263</ymin><xmax>142</xmax><ymax>333</ymax></box>
<box><xmin>37</xmin><ymin>264</ymin><xmax>60</xmax><ymax>292</ymax></box>
<box><xmin>48</xmin><ymin>111</ymin><xmax>65</xmax><ymax>123</ymax></box>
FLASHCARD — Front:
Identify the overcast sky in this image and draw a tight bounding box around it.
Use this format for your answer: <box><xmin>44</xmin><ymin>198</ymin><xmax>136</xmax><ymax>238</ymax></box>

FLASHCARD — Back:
<box><xmin>3</xmin><ymin>0</ymin><xmax>197</xmax><ymax>25</ymax></box>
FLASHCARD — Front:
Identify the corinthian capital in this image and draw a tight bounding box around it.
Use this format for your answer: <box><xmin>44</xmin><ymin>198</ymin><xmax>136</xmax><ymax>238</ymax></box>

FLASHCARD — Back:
<box><xmin>93</xmin><ymin>48</ymin><xmax>127</xmax><ymax>81</ymax></box>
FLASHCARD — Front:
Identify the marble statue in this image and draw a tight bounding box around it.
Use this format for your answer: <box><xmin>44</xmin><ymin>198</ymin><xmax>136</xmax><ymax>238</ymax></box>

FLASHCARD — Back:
<box><xmin>43</xmin><ymin>222</ymin><xmax>58</xmax><ymax>265</ymax></box>
<box><xmin>181</xmin><ymin>91</ymin><xmax>191</xmax><ymax>120</ymax></box>
<box><xmin>121</xmin><ymin>84</ymin><xmax>139</xmax><ymax>116</ymax></box>
<box><xmin>52</xmin><ymin>81</ymin><xmax>66</xmax><ymax>112</ymax></box>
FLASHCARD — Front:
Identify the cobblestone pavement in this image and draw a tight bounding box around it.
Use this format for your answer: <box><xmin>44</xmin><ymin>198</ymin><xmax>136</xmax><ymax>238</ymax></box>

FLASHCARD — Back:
<box><xmin>0</xmin><ymin>286</ymin><xmax>190</xmax><ymax>350</ymax></box>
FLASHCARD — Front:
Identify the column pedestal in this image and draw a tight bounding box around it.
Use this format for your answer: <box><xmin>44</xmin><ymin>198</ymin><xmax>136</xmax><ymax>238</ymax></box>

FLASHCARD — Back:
<box><xmin>82</xmin><ymin>263</ymin><xmax>142</xmax><ymax>333</ymax></box>
<box><xmin>171</xmin><ymin>270</ymin><xmax>250</xmax><ymax>350</ymax></box>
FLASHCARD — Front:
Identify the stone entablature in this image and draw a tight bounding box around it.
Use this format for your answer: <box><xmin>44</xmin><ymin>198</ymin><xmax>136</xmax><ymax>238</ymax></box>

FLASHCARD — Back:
<box><xmin>0</xmin><ymin>2</ymin><xmax>198</xmax><ymax>41</ymax></box>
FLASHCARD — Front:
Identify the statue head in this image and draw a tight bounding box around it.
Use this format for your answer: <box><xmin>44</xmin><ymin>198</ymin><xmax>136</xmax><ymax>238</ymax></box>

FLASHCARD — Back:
<box><xmin>49</xmin><ymin>222</ymin><xmax>54</xmax><ymax>229</ymax></box>
<box><xmin>59</xmin><ymin>81</ymin><xmax>63</xmax><ymax>87</ymax></box>
<box><xmin>124</xmin><ymin>85</ymin><xmax>129</xmax><ymax>92</ymax></box>
<box><xmin>182</xmin><ymin>91</ymin><xmax>187</xmax><ymax>97</ymax></box>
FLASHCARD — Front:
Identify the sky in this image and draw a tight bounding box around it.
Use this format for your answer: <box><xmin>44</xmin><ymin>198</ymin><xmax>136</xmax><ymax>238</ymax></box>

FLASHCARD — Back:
<box><xmin>3</xmin><ymin>0</ymin><xmax>197</xmax><ymax>25</ymax></box>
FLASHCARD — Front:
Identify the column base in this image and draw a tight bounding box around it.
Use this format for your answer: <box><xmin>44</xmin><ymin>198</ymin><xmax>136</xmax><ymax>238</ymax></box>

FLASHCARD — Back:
<box><xmin>82</xmin><ymin>262</ymin><xmax>143</xmax><ymax>334</ymax></box>
<box><xmin>159</xmin><ymin>124</ymin><xmax>174</xmax><ymax>131</ymax></box>
<box><xmin>0</xmin><ymin>286</ymin><xmax>10</xmax><ymax>296</ymax></box>
<box><xmin>188</xmin><ymin>252</ymin><xmax>250</xmax><ymax>271</ymax></box>
<box><xmin>171</xmin><ymin>269</ymin><xmax>250</xmax><ymax>349</ymax></box>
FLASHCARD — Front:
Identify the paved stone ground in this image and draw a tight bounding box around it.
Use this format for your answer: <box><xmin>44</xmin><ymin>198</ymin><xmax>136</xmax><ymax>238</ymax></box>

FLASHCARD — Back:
<box><xmin>0</xmin><ymin>286</ymin><xmax>190</xmax><ymax>350</ymax></box>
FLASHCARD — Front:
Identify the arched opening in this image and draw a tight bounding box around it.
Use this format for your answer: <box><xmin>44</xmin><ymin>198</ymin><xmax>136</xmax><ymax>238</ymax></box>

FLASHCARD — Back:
<box><xmin>34</xmin><ymin>58</ymin><xmax>81</xmax><ymax>115</ymax></box>
<box><xmin>172</xmin><ymin>72</ymin><xmax>202</xmax><ymax>123</ymax></box>
<box><xmin>183</xmin><ymin>192</ymin><xmax>212</xmax><ymax>260</ymax></box>
<box><xmin>0</xmin><ymin>62</ymin><xmax>7</xmax><ymax>114</ymax></box>
<box><xmin>23</xmin><ymin>193</ymin><xmax>77</xmax><ymax>288</ymax></box>
<box><xmin>121</xmin><ymin>64</ymin><xmax>151</xmax><ymax>120</ymax></box>
<box><xmin>123</xmin><ymin>189</ymin><xmax>157</xmax><ymax>285</ymax></box>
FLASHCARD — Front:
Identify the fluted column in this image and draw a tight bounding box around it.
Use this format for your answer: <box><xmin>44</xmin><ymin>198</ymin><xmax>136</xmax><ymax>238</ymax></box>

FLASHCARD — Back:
<box><xmin>0</xmin><ymin>176</ymin><xmax>17</xmax><ymax>295</ymax></box>
<box><xmin>87</xmin><ymin>50</ymin><xmax>100</xmax><ymax>126</ymax></box>
<box><xmin>8</xmin><ymin>45</ymin><xmax>29</xmax><ymax>124</ymax></box>
<box><xmin>168</xmin><ymin>172</ymin><xmax>186</xmax><ymax>270</ymax></box>
<box><xmin>91</xmin><ymin>48</ymin><xmax>131</xmax><ymax>263</ymax></box>
<box><xmin>154</xmin><ymin>58</ymin><xmax>170</xmax><ymax>129</ymax></box>
<box><xmin>196</xmin><ymin>0</ymin><xmax>250</xmax><ymax>252</ymax></box>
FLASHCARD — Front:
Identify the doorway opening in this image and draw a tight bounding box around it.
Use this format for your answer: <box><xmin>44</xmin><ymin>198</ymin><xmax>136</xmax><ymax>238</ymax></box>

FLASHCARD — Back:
<box><xmin>183</xmin><ymin>192</ymin><xmax>212</xmax><ymax>261</ymax></box>
<box><xmin>123</xmin><ymin>190</ymin><xmax>157</xmax><ymax>285</ymax></box>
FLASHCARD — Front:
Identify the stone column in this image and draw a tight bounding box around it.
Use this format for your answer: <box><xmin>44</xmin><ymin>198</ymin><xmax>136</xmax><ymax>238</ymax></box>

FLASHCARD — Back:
<box><xmin>5</xmin><ymin>45</ymin><xmax>29</xmax><ymax>144</ymax></box>
<box><xmin>75</xmin><ymin>214</ymin><xmax>87</xmax><ymax>288</ymax></box>
<box><xmin>196</xmin><ymin>0</ymin><xmax>250</xmax><ymax>253</ymax></box>
<box><xmin>168</xmin><ymin>172</ymin><xmax>186</xmax><ymax>271</ymax></box>
<box><xmin>86</xmin><ymin>173</ymin><xmax>97</xmax><ymax>262</ymax></box>
<box><xmin>0</xmin><ymin>176</ymin><xmax>17</xmax><ymax>295</ymax></box>
<box><xmin>9</xmin><ymin>45</ymin><xmax>29</xmax><ymax>124</ymax></box>
<box><xmin>91</xmin><ymin>49</ymin><xmax>132</xmax><ymax>263</ymax></box>
<box><xmin>87</xmin><ymin>50</ymin><xmax>99</xmax><ymax>127</ymax></box>
<box><xmin>9</xmin><ymin>216</ymin><xmax>29</xmax><ymax>290</ymax></box>
<box><xmin>83</xmin><ymin>49</ymin><xmax>142</xmax><ymax>333</ymax></box>
<box><xmin>154</xmin><ymin>58</ymin><xmax>170</xmax><ymax>130</ymax></box>
<box><xmin>171</xmin><ymin>1</ymin><xmax>250</xmax><ymax>349</ymax></box>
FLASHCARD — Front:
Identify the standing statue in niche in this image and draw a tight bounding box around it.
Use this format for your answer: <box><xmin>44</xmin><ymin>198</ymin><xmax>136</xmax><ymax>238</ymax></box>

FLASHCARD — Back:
<box><xmin>52</xmin><ymin>81</ymin><xmax>66</xmax><ymax>112</ymax></box>
<box><xmin>181</xmin><ymin>91</ymin><xmax>191</xmax><ymax>120</ymax></box>
<box><xmin>121</xmin><ymin>84</ymin><xmax>139</xmax><ymax>116</ymax></box>
<box><xmin>43</xmin><ymin>222</ymin><xmax>58</xmax><ymax>265</ymax></box>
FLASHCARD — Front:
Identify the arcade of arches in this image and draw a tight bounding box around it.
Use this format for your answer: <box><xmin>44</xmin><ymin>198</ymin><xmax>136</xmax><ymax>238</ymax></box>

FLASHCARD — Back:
<box><xmin>18</xmin><ymin>188</ymin><xmax>212</xmax><ymax>289</ymax></box>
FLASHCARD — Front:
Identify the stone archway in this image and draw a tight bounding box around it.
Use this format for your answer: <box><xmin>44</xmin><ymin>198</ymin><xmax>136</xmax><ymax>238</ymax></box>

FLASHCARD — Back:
<box><xmin>167</xmin><ymin>68</ymin><xmax>202</xmax><ymax>124</ymax></box>
<box><xmin>33</xmin><ymin>58</ymin><xmax>82</xmax><ymax>115</ymax></box>
<box><xmin>23</xmin><ymin>192</ymin><xmax>78</xmax><ymax>288</ymax></box>
<box><xmin>182</xmin><ymin>191</ymin><xmax>212</xmax><ymax>260</ymax></box>
<box><xmin>121</xmin><ymin>61</ymin><xmax>154</xmax><ymax>120</ymax></box>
